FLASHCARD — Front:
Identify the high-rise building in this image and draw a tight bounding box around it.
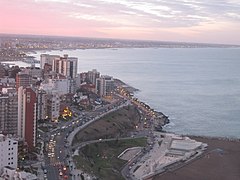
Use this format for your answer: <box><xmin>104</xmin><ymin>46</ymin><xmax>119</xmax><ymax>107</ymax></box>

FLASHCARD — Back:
<box><xmin>87</xmin><ymin>69</ymin><xmax>100</xmax><ymax>85</ymax></box>
<box><xmin>0</xmin><ymin>88</ymin><xmax>18</xmax><ymax>135</ymax></box>
<box><xmin>96</xmin><ymin>75</ymin><xmax>114</xmax><ymax>97</ymax></box>
<box><xmin>16</xmin><ymin>72</ymin><xmax>32</xmax><ymax>89</ymax></box>
<box><xmin>18</xmin><ymin>87</ymin><xmax>37</xmax><ymax>150</ymax></box>
<box><xmin>75</xmin><ymin>73</ymin><xmax>81</xmax><ymax>89</ymax></box>
<box><xmin>36</xmin><ymin>89</ymin><xmax>47</xmax><ymax>121</ymax></box>
<box><xmin>52</xmin><ymin>54</ymin><xmax>78</xmax><ymax>78</ymax></box>
<box><xmin>40</xmin><ymin>54</ymin><xmax>60</xmax><ymax>69</ymax></box>
<box><xmin>0</xmin><ymin>134</ymin><xmax>18</xmax><ymax>170</ymax></box>
<box><xmin>46</xmin><ymin>90</ymin><xmax>60</xmax><ymax>122</ymax></box>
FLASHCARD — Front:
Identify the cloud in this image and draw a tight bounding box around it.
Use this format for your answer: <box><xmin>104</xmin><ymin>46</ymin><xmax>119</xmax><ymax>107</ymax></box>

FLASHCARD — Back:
<box><xmin>35</xmin><ymin>0</ymin><xmax>70</xmax><ymax>3</ymax></box>
<box><xmin>0</xmin><ymin>0</ymin><xmax>240</xmax><ymax>44</ymax></box>
<box><xmin>28</xmin><ymin>0</ymin><xmax>240</xmax><ymax>28</ymax></box>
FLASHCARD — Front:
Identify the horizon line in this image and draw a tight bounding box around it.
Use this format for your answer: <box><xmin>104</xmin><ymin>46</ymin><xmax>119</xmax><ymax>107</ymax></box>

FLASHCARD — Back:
<box><xmin>0</xmin><ymin>32</ymin><xmax>240</xmax><ymax>47</ymax></box>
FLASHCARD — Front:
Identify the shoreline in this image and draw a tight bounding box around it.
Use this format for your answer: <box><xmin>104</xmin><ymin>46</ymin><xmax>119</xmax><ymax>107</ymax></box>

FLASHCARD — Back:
<box><xmin>71</xmin><ymin>79</ymin><xmax>240</xmax><ymax>180</ymax></box>
<box><xmin>115</xmin><ymin>79</ymin><xmax>240</xmax><ymax>141</ymax></box>
<box><xmin>114</xmin><ymin>78</ymin><xmax>170</xmax><ymax>129</ymax></box>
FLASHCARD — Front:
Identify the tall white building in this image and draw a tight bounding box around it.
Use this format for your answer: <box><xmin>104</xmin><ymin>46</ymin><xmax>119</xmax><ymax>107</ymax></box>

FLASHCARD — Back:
<box><xmin>46</xmin><ymin>90</ymin><xmax>60</xmax><ymax>122</ymax></box>
<box><xmin>52</xmin><ymin>54</ymin><xmax>78</xmax><ymax>78</ymax></box>
<box><xmin>0</xmin><ymin>134</ymin><xmax>18</xmax><ymax>170</ymax></box>
<box><xmin>41</xmin><ymin>54</ymin><xmax>78</xmax><ymax>79</ymax></box>
<box><xmin>40</xmin><ymin>54</ymin><xmax>60</xmax><ymax>69</ymax></box>
<box><xmin>96</xmin><ymin>75</ymin><xmax>114</xmax><ymax>97</ymax></box>
<box><xmin>63</xmin><ymin>55</ymin><xmax>78</xmax><ymax>78</ymax></box>
<box><xmin>40</xmin><ymin>77</ymin><xmax>76</xmax><ymax>95</ymax></box>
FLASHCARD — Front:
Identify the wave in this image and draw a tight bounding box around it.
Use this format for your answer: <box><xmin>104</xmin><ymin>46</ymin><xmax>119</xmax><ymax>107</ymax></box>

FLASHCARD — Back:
<box><xmin>163</xmin><ymin>121</ymin><xmax>175</xmax><ymax>128</ymax></box>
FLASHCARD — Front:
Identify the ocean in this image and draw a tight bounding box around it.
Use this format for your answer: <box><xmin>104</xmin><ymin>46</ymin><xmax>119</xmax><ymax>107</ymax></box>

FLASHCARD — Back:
<box><xmin>28</xmin><ymin>48</ymin><xmax>240</xmax><ymax>138</ymax></box>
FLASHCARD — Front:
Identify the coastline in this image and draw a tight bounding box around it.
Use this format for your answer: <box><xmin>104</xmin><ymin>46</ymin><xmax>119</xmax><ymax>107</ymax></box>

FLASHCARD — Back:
<box><xmin>70</xmin><ymin>78</ymin><xmax>240</xmax><ymax>180</ymax></box>
<box><xmin>114</xmin><ymin>78</ymin><xmax>139</xmax><ymax>94</ymax></box>
<box><xmin>114</xmin><ymin>78</ymin><xmax>170</xmax><ymax>129</ymax></box>
<box><xmin>116</xmin><ymin>79</ymin><xmax>240</xmax><ymax>180</ymax></box>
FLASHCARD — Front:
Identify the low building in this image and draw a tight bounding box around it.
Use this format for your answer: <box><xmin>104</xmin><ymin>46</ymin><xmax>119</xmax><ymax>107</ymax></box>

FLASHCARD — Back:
<box><xmin>21</xmin><ymin>67</ymin><xmax>43</xmax><ymax>79</ymax></box>
<box><xmin>0</xmin><ymin>77</ymin><xmax>15</xmax><ymax>87</ymax></box>
<box><xmin>1</xmin><ymin>166</ymin><xmax>37</xmax><ymax>180</ymax></box>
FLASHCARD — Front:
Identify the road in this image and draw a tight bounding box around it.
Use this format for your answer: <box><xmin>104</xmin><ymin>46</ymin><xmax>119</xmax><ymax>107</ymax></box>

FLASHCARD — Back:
<box><xmin>41</xmin><ymin>98</ymin><xmax>129</xmax><ymax>180</ymax></box>
<box><xmin>41</xmin><ymin>90</ymin><xmax>158</xmax><ymax>180</ymax></box>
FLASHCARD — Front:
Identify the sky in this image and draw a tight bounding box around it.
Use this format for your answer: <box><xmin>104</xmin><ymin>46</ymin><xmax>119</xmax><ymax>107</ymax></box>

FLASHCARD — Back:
<box><xmin>0</xmin><ymin>0</ymin><xmax>240</xmax><ymax>44</ymax></box>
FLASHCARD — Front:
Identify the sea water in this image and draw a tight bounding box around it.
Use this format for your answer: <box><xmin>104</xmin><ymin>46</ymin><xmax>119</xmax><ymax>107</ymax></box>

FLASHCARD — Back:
<box><xmin>29</xmin><ymin>47</ymin><xmax>240</xmax><ymax>138</ymax></box>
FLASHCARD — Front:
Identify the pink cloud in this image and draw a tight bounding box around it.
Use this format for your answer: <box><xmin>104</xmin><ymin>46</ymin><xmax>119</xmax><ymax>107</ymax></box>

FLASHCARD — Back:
<box><xmin>0</xmin><ymin>0</ymin><xmax>240</xmax><ymax>44</ymax></box>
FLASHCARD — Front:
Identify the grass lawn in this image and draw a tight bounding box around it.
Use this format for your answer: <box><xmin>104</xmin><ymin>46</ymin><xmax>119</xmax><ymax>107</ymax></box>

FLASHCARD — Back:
<box><xmin>73</xmin><ymin>137</ymin><xmax>147</xmax><ymax>180</ymax></box>
<box><xmin>72</xmin><ymin>105</ymin><xmax>141</xmax><ymax>145</ymax></box>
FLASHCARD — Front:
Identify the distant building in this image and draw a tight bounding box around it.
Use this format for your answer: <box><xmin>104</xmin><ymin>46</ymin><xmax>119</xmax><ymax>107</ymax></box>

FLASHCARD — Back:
<box><xmin>87</xmin><ymin>69</ymin><xmax>100</xmax><ymax>85</ymax></box>
<box><xmin>0</xmin><ymin>88</ymin><xmax>18</xmax><ymax>135</ymax></box>
<box><xmin>40</xmin><ymin>54</ymin><xmax>60</xmax><ymax>69</ymax></box>
<box><xmin>21</xmin><ymin>67</ymin><xmax>43</xmax><ymax>79</ymax></box>
<box><xmin>52</xmin><ymin>54</ymin><xmax>78</xmax><ymax>78</ymax></box>
<box><xmin>17</xmin><ymin>87</ymin><xmax>37</xmax><ymax>150</ymax></box>
<box><xmin>96</xmin><ymin>75</ymin><xmax>114</xmax><ymax>96</ymax></box>
<box><xmin>43</xmin><ymin>63</ymin><xmax>52</xmax><ymax>77</ymax></box>
<box><xmin>0</xmin><ymin>64</ymin><xmax>6</xmax><ymax>78</ymax></box>
<box><xmin>80</xmin><ymin>72</ymin><xmax>87</xmax><ymax>83</ymax></box>
<box><xmin>0</xmin><ymin>134</ymin><xmax>18</xmax><ymax>170</ymax></box>
<box><xmin>16</xmin><ymin>72</ymin><xmax>32</xmax><ymax>89</ymax></box>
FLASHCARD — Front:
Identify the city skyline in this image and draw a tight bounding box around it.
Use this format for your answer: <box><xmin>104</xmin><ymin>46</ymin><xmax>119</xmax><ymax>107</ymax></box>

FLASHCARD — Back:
<box><xmin>1</xmin><ymin>0</ymin><xmax>240</xmax><ymax>45</ymax></box>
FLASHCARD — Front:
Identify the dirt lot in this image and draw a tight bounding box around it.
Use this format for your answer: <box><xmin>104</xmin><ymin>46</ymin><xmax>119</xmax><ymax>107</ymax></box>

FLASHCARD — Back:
<box><xmin>153</xmin><ymin>137</ymin><xmax>240</xmax><ymax>180</ymax></box>
<box><xmin>72</xmin><ymin>105</ymin><xmax>141</xmax><ymax>145</ymax></box>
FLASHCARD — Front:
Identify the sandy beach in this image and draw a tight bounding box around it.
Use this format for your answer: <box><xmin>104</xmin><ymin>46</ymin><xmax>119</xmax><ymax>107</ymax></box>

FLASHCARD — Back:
<box><xmin>153</xmin><ymin>136</ymin><xmax>240</xmax><ymax>180</ymax></box>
